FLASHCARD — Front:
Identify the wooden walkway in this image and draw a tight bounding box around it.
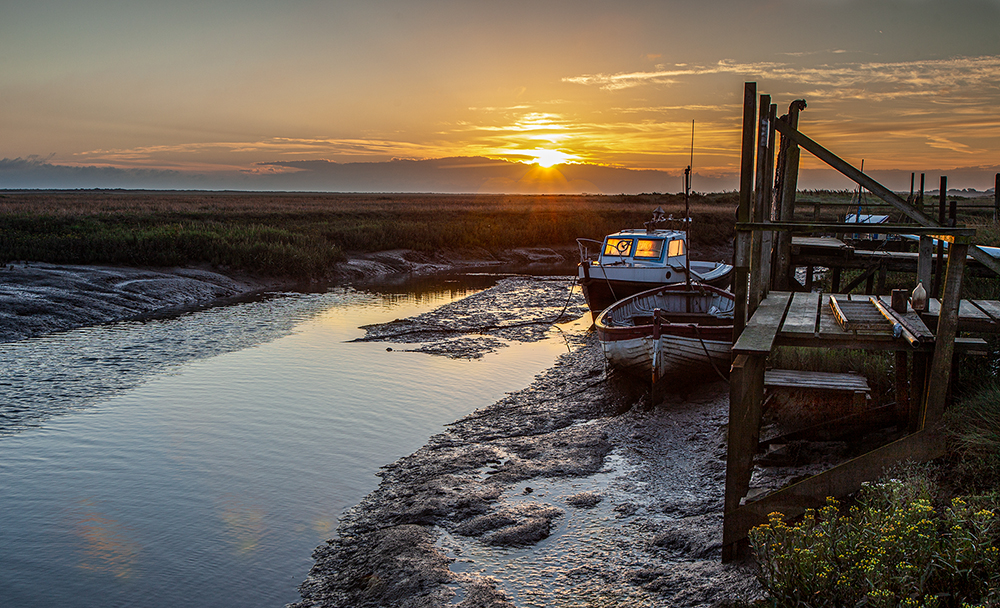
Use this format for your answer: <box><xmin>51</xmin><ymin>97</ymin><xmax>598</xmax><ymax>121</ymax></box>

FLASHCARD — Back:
<box><xmin>723</xmin><ymin>290</ymin><xmax>995</xmax><ymax>559</ymax></box>
<box><xmin>722</xmin><ymin>82</ymin><xmax>999</xmax><ymax>561</ymax></box>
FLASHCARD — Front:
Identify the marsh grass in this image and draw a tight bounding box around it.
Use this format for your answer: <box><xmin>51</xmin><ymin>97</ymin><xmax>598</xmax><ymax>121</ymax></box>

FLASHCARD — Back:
<box><xmin>945</xmin><ymin>382</ymin><xmax>1000</xmax><ymax>495</ymax></box>
<box><xmin>0</xmin><ymin>190</ymin><xmax>738</xmax><ymax>277</ymax></box>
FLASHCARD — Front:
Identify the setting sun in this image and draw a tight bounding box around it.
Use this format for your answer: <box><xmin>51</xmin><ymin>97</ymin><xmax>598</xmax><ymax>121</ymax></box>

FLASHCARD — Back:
<box><xmin>528</xmin><ymin>149</ymin><xmax>574</xmax><ymax>168</ymax></box>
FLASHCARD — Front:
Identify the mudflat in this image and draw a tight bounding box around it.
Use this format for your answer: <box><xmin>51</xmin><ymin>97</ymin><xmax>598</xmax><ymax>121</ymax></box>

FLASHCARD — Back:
<box><xmin>0</xmin><ymin>262</ymin><xmax>284</xmax><ymax>343</ymax></box>
<box><xmin>293</xmin><ymin>277</ymin><xmax>762</xmax><ymax>607</ymax></box>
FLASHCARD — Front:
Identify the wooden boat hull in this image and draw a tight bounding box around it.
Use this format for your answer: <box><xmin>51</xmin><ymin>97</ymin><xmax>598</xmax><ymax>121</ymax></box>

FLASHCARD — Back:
<box><xmin>595</xmin><ymin>284</ymin><xmax>734</xmax><ymax>380</ymax></box>
<box><xmin>579</xmin><ymin>261</ymin><xmax>732</xmax><ymax>317</ymax></box>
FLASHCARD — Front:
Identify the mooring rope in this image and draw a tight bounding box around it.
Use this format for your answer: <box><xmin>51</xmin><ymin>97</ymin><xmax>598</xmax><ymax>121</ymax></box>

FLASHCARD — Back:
<box><xmin>692</xmin><ymin>323</ymin><xmax>730</xmax><ymax>383</ymax></box>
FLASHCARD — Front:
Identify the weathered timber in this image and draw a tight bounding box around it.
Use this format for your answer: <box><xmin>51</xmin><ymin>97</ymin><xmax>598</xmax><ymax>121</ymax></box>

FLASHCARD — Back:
<box><xmin>733</xmin><ymin>82</ymin><xmax>757</xmax><ymax>341</ymax></box>
<box><xmin>971</xmin><ymin>299</ymin><xmax>1000</xmax><ymax>322</ymax></box>
<box><xmin>774</xmin><ymin>101</ymin><xmax>807</xmax><ymax>290</ymax></box>
<box><xmin>732</xmin><ymin>291</ymin><xmax>792</xmax><ymax>355</ymax></box>
<box><xmin>769</xmin><ymin>119</ymin><xmax>1000</xmax><ymax>277</ymax></box>
<box><xmin>725</xmin><ymin>429</ymin><xmax>946</xmax><ymax>545</ymax></box>
<box><xmin>779</xmin><ymin>291</ymin><xmax>821</xmax><ymax>338</ymax></box>
<box><xmin>921</xmin><ymin>242</ymin><xmax>968</xmax><ymax>427</ymax></box>
<box><xmin>750</xmin><ymin>96</ymin><xmax>774</xmax><ymax>313</ymax></box>
<box><xmin>764</xmin><ymin>369</ymin><xmax>870</xmax><ymax>392</ymax></box>
<box><xmin>723</xmin><ymin>352</ymin><xmax>767</xmax><ymax>561</ymax></box>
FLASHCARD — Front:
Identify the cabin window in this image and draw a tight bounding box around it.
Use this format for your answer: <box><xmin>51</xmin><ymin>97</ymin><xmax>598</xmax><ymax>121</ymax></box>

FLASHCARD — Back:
<box><xmin>603</xmin><ymin>237</ymin><xmax>633</xmax><ymax>257</ymax></box>
<box><xmin>668</xmin><ymin>239</ymin><xmax>685</xmax><ymax>257</ymax></box>
<box><xmin>633</xmin><ymin>239</ymin><xmax>664</xmax><ymax>260</ymax></box>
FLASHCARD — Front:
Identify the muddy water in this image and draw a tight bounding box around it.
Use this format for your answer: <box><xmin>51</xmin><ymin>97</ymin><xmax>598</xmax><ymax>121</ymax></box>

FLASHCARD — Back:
<box><xmin>0</xmin><ymin>274</ymin><xmax>585</xmax><ymax>608</ymax></box>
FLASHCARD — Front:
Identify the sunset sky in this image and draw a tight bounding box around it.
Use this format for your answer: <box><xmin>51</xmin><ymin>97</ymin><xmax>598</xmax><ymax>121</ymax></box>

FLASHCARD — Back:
<box><xmin>2</xmin><ymin>0</ymin><xmax>998</xmax><ymax>193</ymax></box>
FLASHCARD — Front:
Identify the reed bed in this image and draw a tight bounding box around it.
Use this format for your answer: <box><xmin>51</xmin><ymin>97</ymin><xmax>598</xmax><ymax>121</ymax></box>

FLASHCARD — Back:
<box><xmin>0</xmin><ymin>191</ymin><xmax>738</xmax><ymax>278</ymax></box>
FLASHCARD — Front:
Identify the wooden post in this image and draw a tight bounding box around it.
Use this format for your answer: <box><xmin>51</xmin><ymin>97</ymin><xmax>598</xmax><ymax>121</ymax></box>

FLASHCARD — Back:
<box><xmin>921</xmin><ymin>239</ymin><xmax>969</xmax><ymax>427</ymax></box>
<box><xmin>918</xmin><ymin>173</ymin><xmax>925</xmax><ymax>215</ymax></box>
<box><xmin>757</xmin><ymin>104</ymin><xmax>777</xmax><ymax>297</ymax></box>
<box><xmin>892</xmin><ymin>289</ymin><xmax>909</xmax><ymax>422</ymax></box>
<box><xmin>918</xmin><ymin>236</ymin><xmax>933</xmax><ymax>289</ymax></box>
<box><xmin>775</xmin><ymin>101</ymin><xmax>806</xmax><ymax>291</ymax></box>
<box><xmin>995</xmin><ymin>173</ymin><xmax>999</xmax><ymax>223</ymax></box>
<box><xmin>749</xmin><ymin>94</ymin><xmax>771</xmax><ymax>314</ymax></box>
<box><xmin>733</xmin><ymin>82</ymin><xmax>757</xmax><ymax>341</ymax></box>
<box><xmin>933</xmin><ymin>177</ymin><xmax>947</xmax><ymax>297</ymax></box>
<box><xmin>723</xmin><ymin>353</ymin><xmax>766</xmax><ymax>561</ymax></box>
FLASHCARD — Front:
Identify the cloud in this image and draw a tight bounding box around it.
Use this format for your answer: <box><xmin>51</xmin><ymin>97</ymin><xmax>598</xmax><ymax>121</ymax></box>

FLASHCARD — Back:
<box><xmin>564</xmin><ymin>55</ymin><xmax>1000</xmax><ymax>91</ymax></box>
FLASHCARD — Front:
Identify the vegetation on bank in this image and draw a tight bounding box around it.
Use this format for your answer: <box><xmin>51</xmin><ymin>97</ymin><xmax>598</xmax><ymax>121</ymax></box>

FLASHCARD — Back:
<box><xmin>0</xmin><ymin>190</ymin><xmax>738</xmax><ymax>278</ymax></box>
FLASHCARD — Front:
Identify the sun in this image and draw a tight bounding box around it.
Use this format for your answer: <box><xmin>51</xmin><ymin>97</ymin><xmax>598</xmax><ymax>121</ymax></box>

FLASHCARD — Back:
<box><xmin>528</xmin><ymin>148</ymin><xmax>573</xmax><ymax>168</ymax></box>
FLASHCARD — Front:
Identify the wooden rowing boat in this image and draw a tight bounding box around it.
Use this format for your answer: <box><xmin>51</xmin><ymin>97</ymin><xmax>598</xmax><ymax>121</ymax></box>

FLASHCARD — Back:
<box><xmin>594</xmin><ymin>284</ymin><xmax>735</xmax><ymax>382</ymax></box>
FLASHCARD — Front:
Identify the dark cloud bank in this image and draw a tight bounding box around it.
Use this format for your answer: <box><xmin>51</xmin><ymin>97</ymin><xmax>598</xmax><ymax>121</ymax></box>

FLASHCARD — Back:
<box><xmin>1</xmin><ymin>156</ymin><xmax>996</xmax><ymax>194</ymax></box>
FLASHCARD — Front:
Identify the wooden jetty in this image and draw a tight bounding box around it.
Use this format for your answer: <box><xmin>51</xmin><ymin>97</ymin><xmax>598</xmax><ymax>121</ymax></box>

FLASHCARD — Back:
<box><xmin>722</xmin><ymin>82</ymin><xmax>1000</xmax><ymax>560</ymax></box>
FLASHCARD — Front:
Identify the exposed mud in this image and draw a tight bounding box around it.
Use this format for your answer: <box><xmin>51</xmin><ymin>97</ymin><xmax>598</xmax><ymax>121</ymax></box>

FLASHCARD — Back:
<box><xmin>293</xmin><ymin>278</ymin><xmax>762</xmax><ymax>608</ymax></box>
<box><xmin>0</xmin><ymin>262</ymin><xmax>289</xmax><ymax>343</ymax></box>
<box><xmin>355</xmin><ymin>275</ymin><xmax>587</xmax><ymax>359</ymax></box>
<box><xmin>0</xmin><ymin>247</ymin><xmax>579</xmax><ymax>345</ymax></box>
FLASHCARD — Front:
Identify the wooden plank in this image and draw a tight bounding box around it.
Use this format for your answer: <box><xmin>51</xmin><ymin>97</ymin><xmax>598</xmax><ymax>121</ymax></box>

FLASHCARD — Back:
<box><xmin>764</xmin><ymin>369</ymin><xmax>870</xmax><ymax>392</ymax></box>
<box><xmin>955</xmin><ymin>337</ymin><xmax>989</xmax><ymax>355</ymax></box>
<box><xmin>876</xmin><ymin>296</ymin><xmax>935</xmax><ymax>341</ymax></box>
<box><xmin>792</xmin><ymin>236</ymin><xmax>848</xmax><ymax>250</ymax></box>
<box><xmin>924</xmin><ymin>298</ymin><xmax>990</xmax><ymax>320</ymax></box>
<box><xmin>724</xmin><ymin>429</ymin><xmax>945</xmax><ymax>548</ymax></box>
<box><xmin>922</xmin><ymin>242</ymin><xmax>968</xmax><ymax>427</ymax></box>
<box><xmin>971</xmin><ymin>299</ymin><xmax>1000</xmax><ymax>322</ymax></box>
<box><xmin>778</xmin><ymin>291</ymin><xmax>820</xmax><ymax>338</ymax></box>
<box><xmin>733</xmin><ymin>291</ymin><xmax>793</xmax><ymax>355</ymax></box>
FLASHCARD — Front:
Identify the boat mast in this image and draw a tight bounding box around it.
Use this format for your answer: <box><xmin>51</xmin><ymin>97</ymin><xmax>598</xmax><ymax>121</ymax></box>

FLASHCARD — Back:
<box><xmin>685</xmin><ymin>119</ymin><xmax>694</xmax><ymax>291</ymax></box>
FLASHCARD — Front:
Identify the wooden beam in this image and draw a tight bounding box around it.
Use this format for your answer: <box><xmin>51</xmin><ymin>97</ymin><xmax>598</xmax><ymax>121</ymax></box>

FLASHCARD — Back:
<box><xmin>723</xmin><ymin>353</ymin><xmax>766</xmax><ymax>561</ymax></box>
<box><xmin>775</xmin><ymin>101</ymin><xmax>806</xmax><ymax>291</ymax></box>
<box><xmin>724</xmin><ymin>429</ymin><xmax>945</xmax><ymax>549</ymax></box>
<box><xmin>921</xmin><ymin>241</ymin><xmax>969</xmax><ymax>427</ymax></box>
<box><xmin>734</xmin><ymin>82</ymin><xmax>757</xmax><ymax>341</ymax></box>
<box><xmin>732</xmin><ymin>291</ymin><xmax>793</xmax><ymax>355</ymax></box>
<box><xmin>749</xmin><ymin>94</ymin><xmax>772</xmax><ymax>314</ymax></box>
<box><xmin>769</xmin><ymin>120</ymin><xmax>1000</xmax><ymax>276</ymax></box>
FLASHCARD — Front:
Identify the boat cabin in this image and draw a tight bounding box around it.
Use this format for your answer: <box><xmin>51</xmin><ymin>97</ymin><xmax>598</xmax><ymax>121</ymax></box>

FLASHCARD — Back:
<box><xmin>592</xmin><ymin>229</ymin><xmax>687</xmax><ymax>269</ymax></box>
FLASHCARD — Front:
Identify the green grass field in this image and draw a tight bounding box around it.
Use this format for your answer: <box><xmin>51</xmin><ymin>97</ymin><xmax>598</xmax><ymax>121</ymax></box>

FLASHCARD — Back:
<box><xmin>0</xmin><ymin>190</ymin><xmax>740</xmax><ymax>277</ymax></box>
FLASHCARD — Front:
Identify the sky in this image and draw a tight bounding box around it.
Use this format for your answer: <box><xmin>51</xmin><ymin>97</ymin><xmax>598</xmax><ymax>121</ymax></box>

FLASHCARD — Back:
<box><xmin>2</xmin><ymin>0</ymin><xmax>999</xmax><ymax>193</ymax></box>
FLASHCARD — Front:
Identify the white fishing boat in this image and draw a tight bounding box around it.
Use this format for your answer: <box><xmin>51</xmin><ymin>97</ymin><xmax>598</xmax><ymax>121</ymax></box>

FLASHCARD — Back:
<box><xmin>577</xmin><ymin>207</ymin><xmax>732</xmax><ymax>316</ymax></box>
<box><xmin>594</xmin><ymin>283</ymin><xmax>735</xmax><ymax>381</ymax></box>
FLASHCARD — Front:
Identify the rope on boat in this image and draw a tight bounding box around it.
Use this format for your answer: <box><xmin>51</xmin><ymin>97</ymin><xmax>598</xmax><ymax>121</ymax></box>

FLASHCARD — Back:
<box><xmin>692</xmin><ymin>323</ymin><xmax>730</xmax><ymax>383</ymax></box>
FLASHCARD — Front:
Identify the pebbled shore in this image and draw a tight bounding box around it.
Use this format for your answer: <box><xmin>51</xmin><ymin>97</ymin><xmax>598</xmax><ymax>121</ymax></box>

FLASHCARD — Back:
<box><xmin>292</xmin><ymin>279</ymin><xmax>761</xmax><ymax>608</ymax></box>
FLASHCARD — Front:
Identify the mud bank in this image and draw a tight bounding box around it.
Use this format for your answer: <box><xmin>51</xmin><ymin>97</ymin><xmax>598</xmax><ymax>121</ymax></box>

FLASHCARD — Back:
<box><xmin>293</xmin><ymin>280</ymin><xmax>761</xmax><ymax>607</ymax></box>
<box><xmin>0</xmin><ymin>247</ymin><xmax>578</xmax><ymax>344</ymax></box>
<box><xmin>0</xmin><ymin>262</ymin><xmax>292</xmax><ymax>343</ymax></box>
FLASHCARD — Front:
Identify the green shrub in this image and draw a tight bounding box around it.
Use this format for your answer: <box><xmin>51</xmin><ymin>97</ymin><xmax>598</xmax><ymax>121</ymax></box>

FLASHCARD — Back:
<box><xmin>750</xmin><ymin>482</ymin><xmax>1000</xmax><ymax>608</ymax></box>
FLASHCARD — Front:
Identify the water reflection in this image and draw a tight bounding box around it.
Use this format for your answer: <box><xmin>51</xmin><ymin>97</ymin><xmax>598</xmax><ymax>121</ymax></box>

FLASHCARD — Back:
<box><xmin>69</xmin><ymin>498</ymin><xmax>142</xmax><ymax>579</ymax></box>
<box><xmin>0</xmin><ymin>273</ymin><xmax>582</xmax><ymax>608</ymax></box>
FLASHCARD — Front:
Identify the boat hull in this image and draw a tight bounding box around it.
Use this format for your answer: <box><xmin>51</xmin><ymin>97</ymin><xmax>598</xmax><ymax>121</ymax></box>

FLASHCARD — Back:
<box><xmin>594</xmin><ymin>284</ymin><xmax>734</xmax><ymax>381</ymax></box>
<box><xmin>578</xmin><ymin>261</ymin><xmax>732</xmax><ymax>317</ymax></box>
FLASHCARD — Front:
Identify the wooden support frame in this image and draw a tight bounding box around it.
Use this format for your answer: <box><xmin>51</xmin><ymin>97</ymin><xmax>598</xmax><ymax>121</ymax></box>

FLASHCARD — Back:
<box><xmin>723</xmin><ymin>83</ymin><xmax>978</xmax><ymax>562</ymax></box>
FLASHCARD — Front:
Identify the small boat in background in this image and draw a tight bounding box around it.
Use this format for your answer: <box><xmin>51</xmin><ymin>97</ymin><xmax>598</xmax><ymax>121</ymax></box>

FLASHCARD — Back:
<box><xmin>595</xmin><ymin>283</ymin><xmax>734</xmax><ymax>382</ymax></box>
<box><xmin>577</xmin><ymin>208</ymin><xmax>732</xmax><ymax>317</ymax></box>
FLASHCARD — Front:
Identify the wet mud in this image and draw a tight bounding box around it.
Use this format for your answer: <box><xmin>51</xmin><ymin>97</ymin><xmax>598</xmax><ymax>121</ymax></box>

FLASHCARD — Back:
<box><xmin>355</xmin><ymin>275</ymin><xmax>587</xmax><ymax>359</ymax></box>
<box><xmin>293</xmin><ymin>279</ymin><xmax>762</xmax><ymax>608</ymax></box>
<box><xmin>0</xmin><ymin>262</ymin><xmax>286</xmax><ymax>343</ymax></box>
